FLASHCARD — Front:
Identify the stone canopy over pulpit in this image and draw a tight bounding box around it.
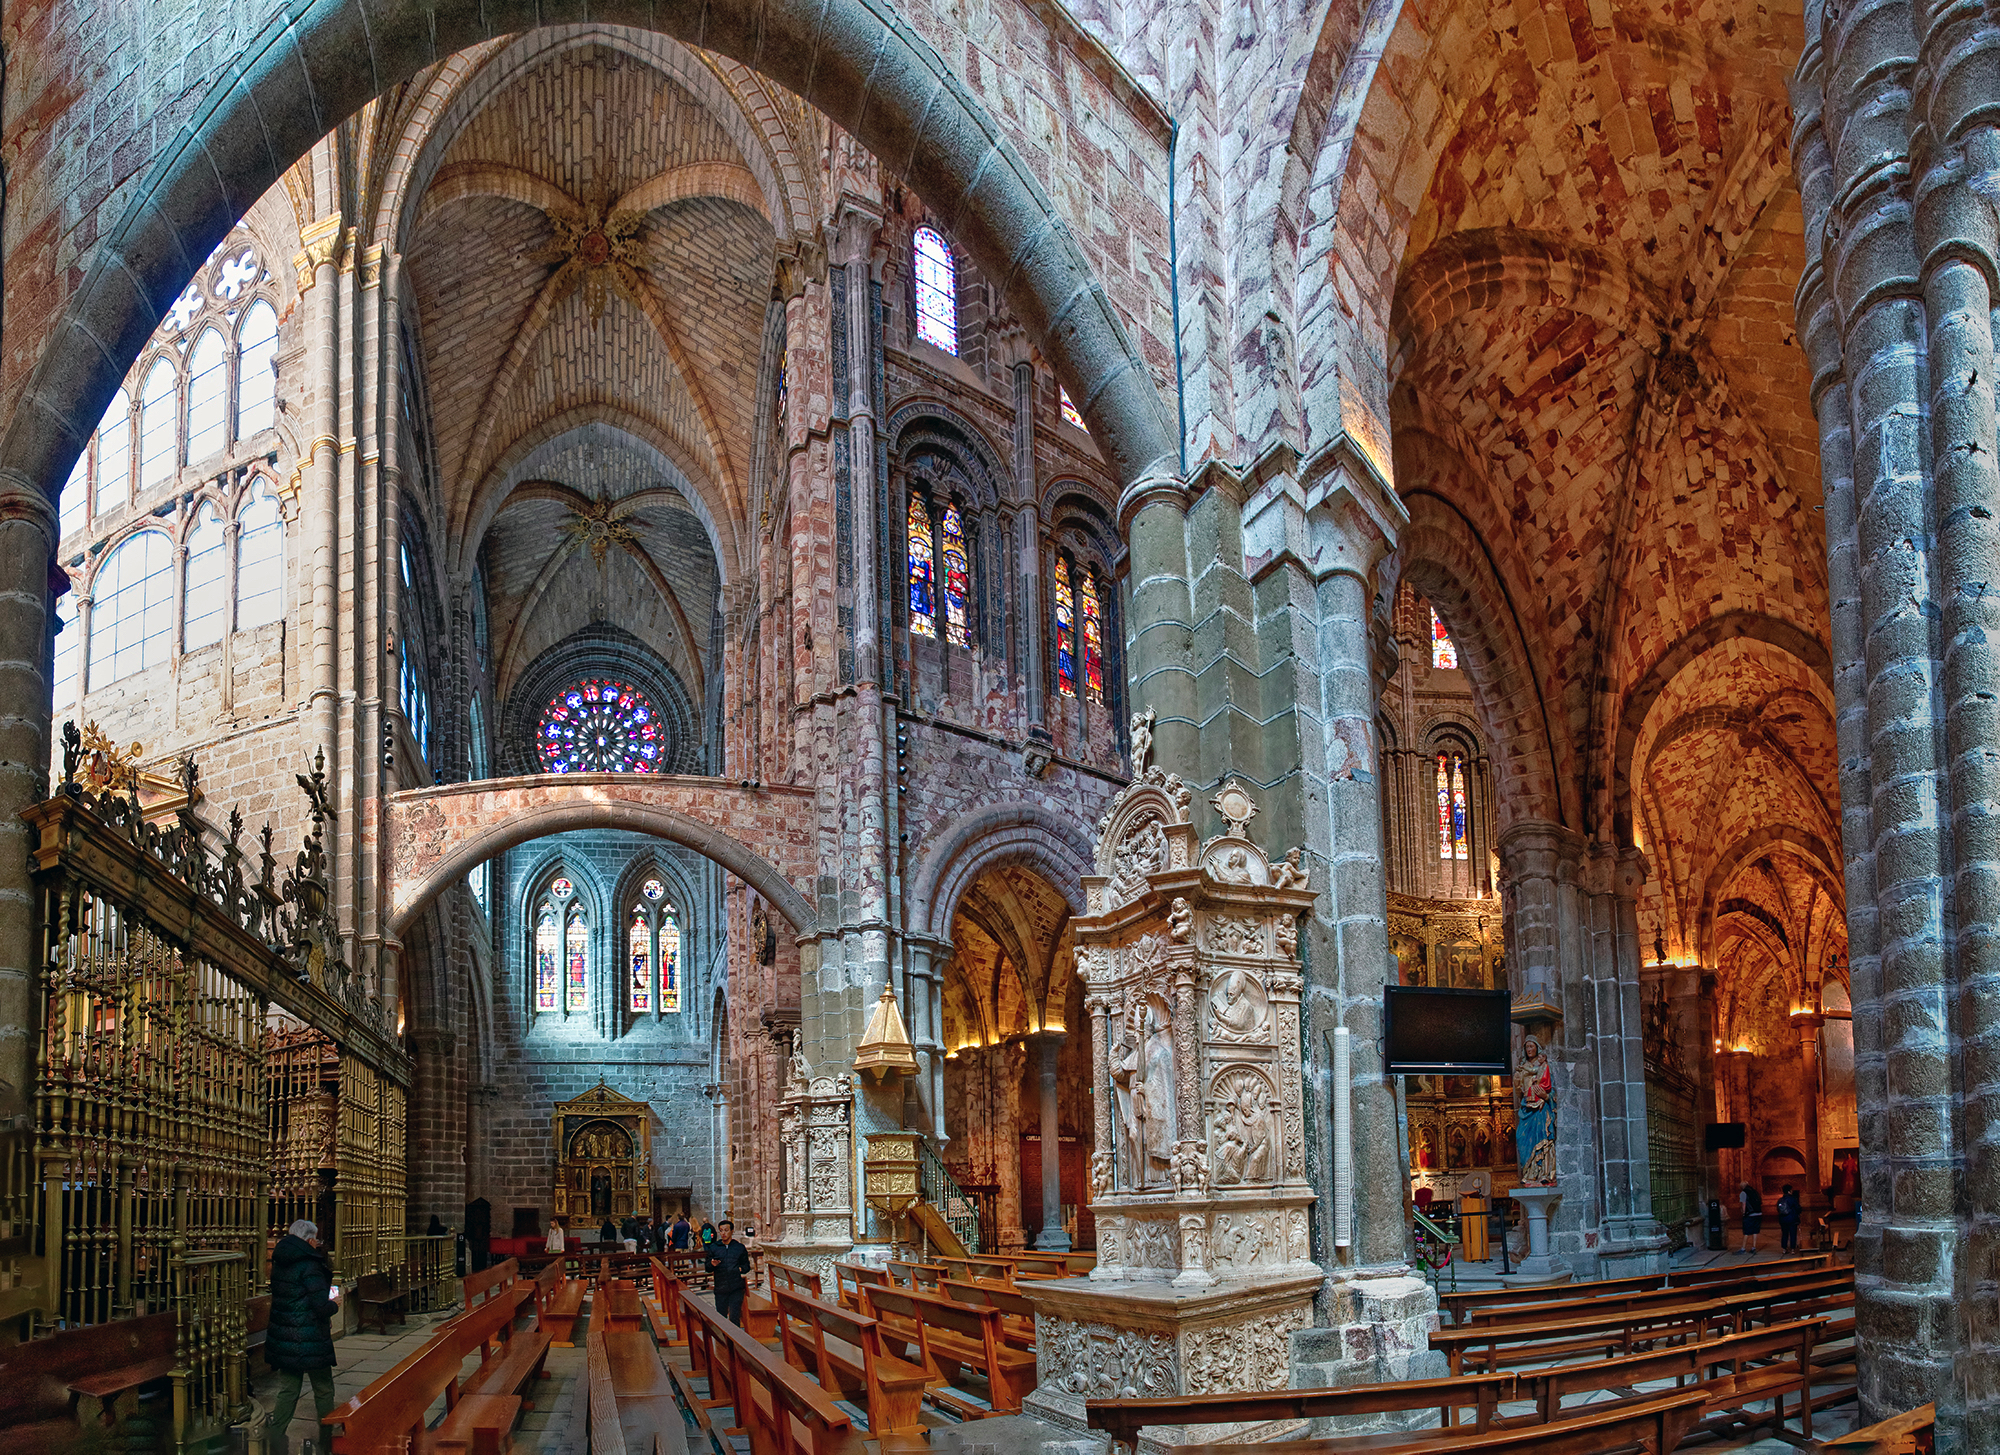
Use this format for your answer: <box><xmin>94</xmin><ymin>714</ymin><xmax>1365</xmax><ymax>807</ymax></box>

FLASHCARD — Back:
<box><xmin>553</xmin><ymin>1083</ymin><xmax>653</xmax><ymax>1224</ymax></box>
<box><xmin>1022</xmin><ymin>766</ymin><xmax>1324</xmax><ymax>1444</ymax></box>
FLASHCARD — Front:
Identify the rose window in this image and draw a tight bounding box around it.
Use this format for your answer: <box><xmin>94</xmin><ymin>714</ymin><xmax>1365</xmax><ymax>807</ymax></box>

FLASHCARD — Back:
<box><xmin>536</xmin><ymin>678</ymin><xmax>664</xmax><ymax>773</ymax></box>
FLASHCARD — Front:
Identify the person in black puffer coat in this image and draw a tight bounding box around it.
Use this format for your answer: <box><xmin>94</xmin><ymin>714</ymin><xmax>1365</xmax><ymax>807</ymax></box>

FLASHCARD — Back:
<box><xmin>267</xmin><ymin>1220</ymin><xmax>339</xmax><ymax>1454</ymax></box>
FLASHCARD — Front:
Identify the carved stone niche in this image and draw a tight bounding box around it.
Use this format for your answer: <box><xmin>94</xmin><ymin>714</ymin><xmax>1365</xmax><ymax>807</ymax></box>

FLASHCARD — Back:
<box><xmin>762</xmin><ymin>1036</ymin><xmax>858</xmax><ymax>1269</ymax></box>
<box><xmin>1022</xmin><ymin>770</ymin><xmax>1320</xmax><ymax>1446</ymax></box>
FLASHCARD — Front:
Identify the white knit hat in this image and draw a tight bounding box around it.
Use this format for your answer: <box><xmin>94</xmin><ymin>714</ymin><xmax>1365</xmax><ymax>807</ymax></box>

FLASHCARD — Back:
<box><xmin>288</xmin><ymin>1219</ymin><xmax>318</xmax><ymax>1239</ymax></box>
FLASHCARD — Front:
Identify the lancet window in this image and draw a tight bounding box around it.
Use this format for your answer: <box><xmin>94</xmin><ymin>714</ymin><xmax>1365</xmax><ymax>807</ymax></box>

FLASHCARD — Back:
<box><xmin>1079</xmin><ymin>565</ymin><xmax>1105</xmax><ymax>703</ymax></box>
<box><xmin>908</xmin><ymin>497</ymin><xmax>936</xmax><ymax>638</ymax></box>
<box><xmin>532</xmin><ymin>873</ymin><xmax>589</xmax><ymax>1018</ymax></box>
<box><xmin>940</xmin><ymin>503</ymin><xmax>970</xmax><ymax>647</ymax></box>
<box><xmin>1436</xmin><ymin>753</ymin><xmax>1469</xmax><ymax>860</ymax></box>
<box><xmin>1432</xmin><ymin>609</ymin><xmax>1458</xmax><ymax>670</ymax></box>
<box><xmin>627</xmin><ymin>877</ymin><xmax>683</xmax><ymax>1017</ymax></box>
<box><xmin>913</xmin><ymin>227</ymin><xmax>958</xmax><ymax>354</ymax></box>
<box><xmin>1054</xmin><ymin>555</ymin><xmax>1076</xmax><ymax>697</ymax></box>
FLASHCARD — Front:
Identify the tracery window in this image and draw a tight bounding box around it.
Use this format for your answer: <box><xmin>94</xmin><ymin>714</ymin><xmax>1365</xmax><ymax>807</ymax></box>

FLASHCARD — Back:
<box><xmin>183</xmin><ymin>504</ymin><xmax>227</xmax><ymax>650</ymax></box>
<box><xmin>94</xmin><ymin>390</ymin><xmax>131</xmax><ymax>521</ymax></box>
<box><xmin>185</xmin><ymin>328</ymin><xmax>229</xmax><ymax>463</ymax></box>
<box><xmin>1060</xmin><ymin>387</ymin><xmax>1085</xmax><ymax>431</ymax></box>
<box><xmin>913</xmin><ymin>227</ymin><xmax>958</xmax><ymax>354</ymax></box>
<box><xmin>470</xmin><ymin>568</ymin><xmax>491</xmax><ymax>671</ymax></box>
<box><xmin>1079</xmin><ymin>566</ymin><xmax>1104</xmax><ymax>703</ymax></box>
<box><xmin>1437</xmin><ymin>753</ymin><xmax>1467</xmax><ymax>859</ymax></box>
<box><xmin>138</xmin><ymin>359</ymin><xmax>179</xmax><ymax>494</ymax></box>
<box><xmin>1053</xmin><ymin>555</ymin><xmax>1076</xmax><ymax>697</ymax></box>
<box><xmin>1431</xmin><ymin>608</ymin><xmax>1458</xmax><ymax>670</ymax></box>
<box><xmin>235</xmin><ymin>485</ymin><xmax>284</xmax><ymax>628</ymax></box>
<box><xmin>534</xmin><ymin>884</ymin><xmax>569</xmax><ymax>1013</ymax></box>
<box><xmin>566</xmin><ymin>909</ymin><xmax>589</xmax><ymax>1013</ymax></box>
<box><xmin>940</xmin><ymin>503</ymin><xmax>970</xmax><ymax>647</ymax></box>
<box><xmin>536</xmin><ymin>678</ymin><xmax>663</xmax><ymax>773</ymax></box>
<box><xmin>90</xmin><ymin>531</ymin><xmax>174</xmax><ymax>685</ymax></box>
<box><xmin>908</xmin><ymin>497</ymin><xmax>936</xmax><ymax>638</ymax></box>
<box><xmin>236</xmin><ymin>300</ymin><xmax>279</xmax><ymax>439</ymax></box>
<box><xmin>626</xmin><ymin>877</ymin><xmax>684</xmax><ymax>1017</ymax></box>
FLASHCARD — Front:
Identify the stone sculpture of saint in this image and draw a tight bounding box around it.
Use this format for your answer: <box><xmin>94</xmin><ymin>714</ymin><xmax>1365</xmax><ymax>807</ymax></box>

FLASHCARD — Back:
<box><xmin>1208</xmin><ymin>965</ymin><xmax>1266</xmax><ymax>1039</ymax></box>
<box><xmin>1112</xmin><ymin>1000</ymin><xmax>1177</xmax><ymax>1188</ymax></box>
<box><xmin>1515</xmin><ymin>1034</ymin><xmax>1558</xmax><ymax>1185</ymax></box>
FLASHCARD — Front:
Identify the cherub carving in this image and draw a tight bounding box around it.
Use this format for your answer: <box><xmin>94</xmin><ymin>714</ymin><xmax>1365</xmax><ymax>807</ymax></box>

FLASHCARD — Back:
<box><xmin>1272</xmin><ymin>848</ymin><xmax>1310</xmax><ymax>890</ymax></box>
<box><xmin>1168</xmin><ymin>897</ymin><xmax>1193</xmax><ymax>942</ymax></box>
<box><xmin>1275</xmin><ymin>915</ymin><xmax>1299</xmax><ymax>957</ymax></box>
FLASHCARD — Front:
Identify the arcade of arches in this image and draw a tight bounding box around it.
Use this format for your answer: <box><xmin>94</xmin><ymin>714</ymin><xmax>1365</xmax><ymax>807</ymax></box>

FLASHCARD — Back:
<box><xmin>0</xmin><ymin>0</ymin><xmax>1993</xmax><ymax>1445</ymax></box>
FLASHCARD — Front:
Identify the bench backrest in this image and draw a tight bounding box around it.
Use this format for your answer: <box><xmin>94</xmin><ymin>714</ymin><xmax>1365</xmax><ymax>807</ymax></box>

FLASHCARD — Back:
<box><xmin>941</xmin><ymin>1278</ymin><xmax>1035</xmax><ymax>1320</ymax></box>
<box><xmin>767</xmin><ymin>1257</ymin><xmax>824</xmax><ymax>1295</ymax></box>
<box><xmin>587</xmin><ymin>1330</ymin><xmax>626</xmax><ymax>1455</ymax></box>
<box><xmin>773</xmin><ymin>1285</ymin><xmax>893</xmax><ymax>1402</ymax></box>
<box><xmin>1084</xmin><ymin>1368</ymin><xmax>1521</xmax><ymax>1453</ymax></box>
<box><xmin>1462</xmin><ymin>1263</ymin><xmax>1851</xmax><ymax>1329</ymax></box>
<box><xmin>1431</xmin><ymin>1271</ymin><xmax>1853</xmax><ymax>1356</ymax></box>
<box><xmin>0</xmin><ymin>1311</ymin><xmax>177</xmax><ymax>1425</ymax></box>
<box><xmin>864</xmin><ymin>1284</ymin><xmax>1007</xmax><ymax>1382</ymax></box>
<box><xmin>328</xmin><ymin>1287</ymin><xmax>528</xmax><ymax>1452</ymax></box>
<box><xmin>1522</xmin><ymin>1317</ymin><xmax>1825</xmax><ymax>1417</ymax></box>
<box><xmin>887</xmin><ymin>1260</ymin><xmax>944</xmax><ymax>1291</ymax></box>
<box><xmin>464</xmin><ymin>1256</ymin><xmax>520</xmax><ymax>1308</ymax></box>
<box><xmin>1441</xmin><ymin>1387</ymin><xmax>1708</xmax><ymax>1455</ymax></box>
<box><xmin>687</xmin><ymin>1290</ymin><xmax>862</xmax><ymax>1455</ymax></box>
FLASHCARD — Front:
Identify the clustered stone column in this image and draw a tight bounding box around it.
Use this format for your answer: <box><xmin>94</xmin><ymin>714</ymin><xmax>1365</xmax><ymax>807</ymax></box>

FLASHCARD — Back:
<box><xmin>1794</xmin><ymin>0</ymin><xmax>2000</xmax><ymax>1436</ymax></box>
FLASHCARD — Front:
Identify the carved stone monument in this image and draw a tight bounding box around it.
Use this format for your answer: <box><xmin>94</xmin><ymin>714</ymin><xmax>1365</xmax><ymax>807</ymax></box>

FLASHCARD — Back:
<box><xmin>761</xmin><ymin>1032</ymin><xmax>858</xmax><ymax>1292</ymax></box>
<box><xmin>1021</xmin><ymin>769</ymin><xmax>1322</xmax><ymax>1445</ymax></box>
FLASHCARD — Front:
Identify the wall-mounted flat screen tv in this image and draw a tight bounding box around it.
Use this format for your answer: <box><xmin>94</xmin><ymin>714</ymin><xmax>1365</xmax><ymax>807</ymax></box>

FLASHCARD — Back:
<box><xmin>1382</xmin><ymin>986</ymin><xmax>1513</xmax><ymax>1075</ymax></box>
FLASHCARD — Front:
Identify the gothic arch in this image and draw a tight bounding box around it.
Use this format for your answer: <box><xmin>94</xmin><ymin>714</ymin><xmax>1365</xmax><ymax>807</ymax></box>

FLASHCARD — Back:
<box><xmin>906</xmin><ymin>801</ymin><xmax>1092</xmax><ymax>941</ymax></box>
<box><xmin>2</xmin><ymin>0</ymin><xmax>1176</xmax><ymax>539</ymax></box>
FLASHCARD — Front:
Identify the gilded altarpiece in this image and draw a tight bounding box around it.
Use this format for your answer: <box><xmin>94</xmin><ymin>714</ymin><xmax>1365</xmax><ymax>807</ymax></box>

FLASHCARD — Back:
<box><xmin>553</xmin><ymin>1084</ymin><xmax>652</xmax><ymax>1223</ymax></box>
<box><xmin>1021</xmin><ymin>770</ymin><xmax>1321</xmax><ymax>1447</ymax></box>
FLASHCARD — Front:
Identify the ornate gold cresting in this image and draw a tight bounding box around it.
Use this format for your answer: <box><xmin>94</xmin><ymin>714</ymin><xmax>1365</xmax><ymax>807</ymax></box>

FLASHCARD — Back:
<box><xmin>560</xmin><ymin>495</ymin><xmax>642</xmax><ymax>570</ymax></box>
<box><xmin>530</xmin><ymin>205</ymin><xmax>649</xmax><ymax>323</ymax></box>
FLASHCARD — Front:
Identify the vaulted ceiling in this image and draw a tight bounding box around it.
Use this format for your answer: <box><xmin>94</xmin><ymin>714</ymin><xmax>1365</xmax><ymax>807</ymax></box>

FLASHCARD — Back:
<box><xmin>1384</xmin><ymin>0</ymin><xmax>1843</xmax><ymax>996</ymax></box>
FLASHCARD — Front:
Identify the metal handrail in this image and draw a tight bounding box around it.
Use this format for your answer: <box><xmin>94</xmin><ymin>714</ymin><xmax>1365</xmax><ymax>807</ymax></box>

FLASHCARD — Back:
<box><xmin>915</xmin><ymin>1139</ymin><xmax>980</xmax><ymax>1255</ymax></box>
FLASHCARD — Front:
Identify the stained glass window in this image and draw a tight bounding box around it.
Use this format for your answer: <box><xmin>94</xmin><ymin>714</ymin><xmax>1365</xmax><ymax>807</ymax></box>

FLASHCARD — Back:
<box><xmin>1451</xmin><ymin>755</ymin><xmax>1468</xmax><ymax>860</ymax></box>
<box><xmin>642</xmin><ymin>878</ymin><xmax>666</xmax><ymax>901</ymax></box>
<box><xmin>566</xmin><ymin>910</ymin><xmax>588</xmax><ymax>1013</ymax></box>
<box><xmin>1054</xmin><ymin>556</ymin><xmax>1076</xmax><ymax>697</ymax></box>
<box><xmin>535</xmin><ymin>903</ymin><xmax>559</xmax><ymax>1012</ymax></box>
<box><xmin>913</xmin><ymin>227</ymin><xmax>958</xmax><ymax>354</ymax></box>
<box><xmin>551</xmin><ymin>876</ymin><xmax>574</xmax><ymax>899</ymax></box>
<box><xmin>1060</xmin><ymin>387</ymin><xmax>1086</xmax><ymax>430</ymax></box>
<box><xmin>630</xmin><ymin>908</ymin><xmax>652</xmax><ymax>1013</ymax></box>
<box><xmin>1437</xmin><ymin>754</ymin><xmax>1451</xmax><ymax>861</ymax></box>
<box><xmin>536</xmin><ymin>678</ymin><xmax>664</xmax><ymax>773</ymax></box>
<box><xmin>941</xmin><ymin>504</ymin><xmax>970</xmax><ymax>647</ymax></box>
<box><xmin>908</xmin><ymin>497</ymin><xmax>936</xmax><ymax>638</ymax></box>
<box><xmin>1431</xmin><ymin>608</ymin><xmax>1458</xmax><ymax>670</ymax></box>
<box><xmin>660</xmin><ymin>906</ymin><xmax>681</xmax><ymax>1014</ymax></box>
<box><xmin>1080</xmin><ymin>567</ymin><xmax>1104</xmax><ymax>702</ymax></box>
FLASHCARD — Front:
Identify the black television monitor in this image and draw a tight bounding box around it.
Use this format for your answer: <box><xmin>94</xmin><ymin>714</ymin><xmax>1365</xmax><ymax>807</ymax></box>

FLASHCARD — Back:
<box><xmin>1382</xmin><ymin>986</ymin><xmax>1513</xmax><ymax>1075</ymax></box>
<box><xmin>1705</xmin><ymin>1122</ymin><xmax>1747</xmax><ymax>1150</ymax></box>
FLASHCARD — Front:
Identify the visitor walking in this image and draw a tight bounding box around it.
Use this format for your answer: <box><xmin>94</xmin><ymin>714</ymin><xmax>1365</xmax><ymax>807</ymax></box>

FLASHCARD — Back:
<box><xmin>704</xmin><ymin>1219</ymin><xmax>753</xmax><ymax>1325</ymax></box>
<box><xmin>267</xmin><ymin>1220</ymin><xmax>339</xmax><ymax>1455</ymax></box>
<box><xmin>1777</xmin><ymin>1184</ymin><xmax>1801</xmax><ymax>1251</ymax></box>
<box><xmin>699</xmin><ymin>1219</ymin><xmax>716</xmax><ymax>1248</ymax></box>
<box><xmin>1739</xmin><ymin>1183</ymin><xmax>1764</xmax><ymax>1253</ymax></box>
<box><xmin>670</xmin><ymin>1213</ymin><xmax>692</xmax><ymax>1252</ymax></box>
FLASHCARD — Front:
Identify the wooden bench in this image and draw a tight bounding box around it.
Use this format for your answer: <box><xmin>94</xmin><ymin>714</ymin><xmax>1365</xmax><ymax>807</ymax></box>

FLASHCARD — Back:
<box><xmin>356</xmin><ymin>1270</ymin><xmax>411</xmax><ymax>1333</ymax></box>
<box><xmin>940</xmin><ymin>1278</ymin><xmax>1035</xmax><ymax>1350</ymax></box>
<box><xmin>1437</xmin><ymin>1253</ymin><xmax>1834</xmax><ymax>1325</ymax></box>
<box><xmin>831</xmin><ymin>1261</ymin><xmax>888</xmax><ymax>1311</ymax></box>
<box><xmin>1006</xmin><ymin>1253</ymin><xmax>1073</xmax><ymax>1278</ymax></box>
<box><xmin>939</xmin><ymin>1256</ymin><xmax>1030</xmax><ymax>1286</ymax></box>
<box><xmin>1818</xmin><ymin>1402</ymin><xmax>1935</xmax><ymax>1455</ymax></box>
<box><xmin>247</xmin><ymin>1293</ymin><xmax>274</xmax><ymax>1370</ymax></box>
<box><xmin>458</xmin><ymin>1284</ymin><xmax>556</xmax><ymax>1415</ymax></box>
<box><xmin>465</xmin><ymin>1257</ymin><xmax>521</xmax><ymax>1309</ymax></box>
<box><xmin>599</xmin><ymin>1279</ymin><xmax>646</xmax><ymax>1334</ymax></box>
<box><xmin>325</xmin><ymin>1284</ymin><xmax>541</xmax><ymax>1454</ymax></box>
<box><xmin>1454</xmin><ymin>1262</ymin><xmax>1850</xmax><ymax>1329</ymax></box>
<box><xmin>862</xmin><ymin>1284</ymin><xmax>1035</xmax><ymax>1417</ymax></box>
<box><xmin>1089</xmin><ymin>1369</ymin><xmax>1526</xmax><ymax>1455</ymax></box>
<box><xmin>674</xmin><ymin>1287</ymin><xmax>863</xmax><ymax>1455</ymax></box>
<box><xmin>774</xmin><ymin>1285</ymin><xmax>931</xmax><ymax>1436</ymax></box>
<box><xmin>0</xmin><ymin>1310</ymin><xmax>179</xmax><ymax>1446</ymax></box>
<box><xmin>589</xmin><ymin>1326</ymin><xmax>680</xmax><ymax>1455</ymax></box>
<box><xmin>768</xmin><ymin>1257</ymin><xmax>827</xmax><ymax>1297</ymax></box>
<box><xmin>886</xmin><ymin>1259</ymin><xmax>946</xmax><ymax>1292</ymax></box>
<box><xmin>1165</xmin><ymin>1387</ymin><xmax>1710</xmax><ymax>1455</ymax></box>
<box><xmin>540</xmin><ymin>1266</ymin><xmax>587</xmax><ymax>1347</ymax></box>
<box><xmin>1429</xmin><ymin>1271</ymin><xmax>1856</xmax><ymax>1374</ymax></box>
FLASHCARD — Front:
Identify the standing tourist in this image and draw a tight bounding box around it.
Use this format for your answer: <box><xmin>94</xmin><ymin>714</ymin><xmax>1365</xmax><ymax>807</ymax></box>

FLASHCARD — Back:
<box><xmin>704</xmin><ymin>1219</ymin><xmax>753</xmax><ymax>1325</ymax></box>
<box><xmin>1777</xmin><ymin>1184</ymin><xmax>1801</xmax><ymax>1252</ymax></box>
<box><xmin>267</xmin><ymin>1220</ymin><xmax>340</xmax><ymax>1455</ymax></box>
<box><xmin>546</xmin><ymin>1216</ymin><xmax>567</xmax><ymax>1254</ymax></box>
<box><xmin>1739</xmin><ymin>1183</ymin><xmax>1763</xmax><ymax>1253</ymax></box>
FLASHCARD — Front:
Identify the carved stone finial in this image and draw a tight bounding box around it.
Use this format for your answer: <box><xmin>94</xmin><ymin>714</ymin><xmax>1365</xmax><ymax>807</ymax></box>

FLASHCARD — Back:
<box><xmin>1210</xmin><ymin>778</ymin><xmax>1258</xmax><ymax>837</ymax></box>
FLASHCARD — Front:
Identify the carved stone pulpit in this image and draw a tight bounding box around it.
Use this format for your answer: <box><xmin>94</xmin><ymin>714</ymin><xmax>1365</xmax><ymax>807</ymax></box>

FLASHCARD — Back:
<box><xmin>761</xmin><ymin>1033</ymin><xmax>858</xmax><ymax>1292</ymax></box>
<box><xmin>1021</xmin><ymin>769</ymin><xmax>1324</xmax><ymax>1445</ymax></box>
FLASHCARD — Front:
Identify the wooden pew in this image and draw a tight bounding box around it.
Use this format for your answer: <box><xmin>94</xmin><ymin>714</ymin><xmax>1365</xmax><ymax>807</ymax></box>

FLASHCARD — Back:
<box><xmin>676</xmin><ymin>1288</ymin><xmax>864</xmax><ymax>1455</ymax></box>
<box><xmin>1436</xmin><ymin>1252</ymin><xmax>1834</xmax><ymax>1325</ymax></box>
<box><xmin>1087</xmin><ymin>1371</ymin><xmax>1525</xmax><ymax>1455</ymax></box>
<box><xmin>773</xmin><ymin>1285</ymin><xmax>930</xmax><ymax>1436</ymax></box>
<box><xmin>590</xmin><ymin>1325</ymin><xmax>681</xmax><ymax>1455</ymax></box>
<box><xmin>886</xmin><ymin>1259</ymin><xmax>946</xmax><ymax>1293</ymax></box>
<box><xmin>1007</xmin><ymin>1253</ymin><xmax>1072</xmax><ymax>1278</ymax></box>
<box><xmin>939</xmin><ymin>1256</ymin><xmax>1030</xmax><ymax>1286</ymax></box>
<box><xmin>647</xmin><ymin>1256</ymin><xmax>691</xmax><ymax>1346</ymax></box>
<box><xmin>940</xmin><ymin>1278</ymin><xmax>1035</xmax><ymax>1350</ymax></box>
<box><xmin>862</xmin><ymin>1284</ymin><xmax>1035</xmax><ymax>1417</ymax></box>
<box><xmin>324</xmin><ymin>1284</ymin><xmax>543</xmax><ymax>1454</ymax></box>
<box><xmin>458</xmin><ymin>1284</ymin><xmax>556</xmax><ymax>1415</ymax></box>
<box><xmin>1517</xmin><ymin>1317</ymin><xmax>1832</xmax><ymax>1441</ymax></box>
<box><xmin>589</xmin><ymin>1331</ymin><xmax>627</xmax><ymax>1455</ymax></box>
<box><xmin>1454</xmin><ymin>1262</ymin><xmax>1850</xmax><ymax>1329</ymax></box>
<box><xmin>1429</xmin><ymin>1271</ymin><xmax>1855</xmax><ymax>1374</ymax></box>
<box><xmin>539</xmin><ymin>1262</ymin><xmax>588</xmax><ymax>1348</ymax></box>
<box><xmin>1817</xmin><ymin>1402</ymin><xmax>1935</xmax><ymax>1455</ymax></box>
<box><xmin>1166</xmin><ymin>1388</ymin><xmax>1710</xmax><ymax>1455</ymax></box>
<box><xmin>464</xmin><ymin>1256</ymin><xmax>522</xmax><ymax>1309</ymax></box>
<box><xmin>767</xmin><ymin>1257</ymin><xmax>827</xmax><ymax>1297</ymax></box>
<box><xmin>0</xmin><ymin>1310</ymin><xmax>178</xmax><ymax>1447</ymax></box>
<box><xmin>832</xmin><ymin>1261</ymin><xmax>887</xmax><ymax>1311</ymax></box>
<box><xmin>600</xmin><ymin>1279</ymin><xmax>646</xmax><ymax>1334</ymax></box>
<box><xmin>356</xmin><ymin>1269</ymin><xmax>411</xmax><ymax>1333</ymax></box>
